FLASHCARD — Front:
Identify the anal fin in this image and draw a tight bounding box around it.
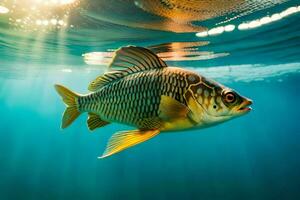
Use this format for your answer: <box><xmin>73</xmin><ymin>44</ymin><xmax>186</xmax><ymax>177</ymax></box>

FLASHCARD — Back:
<box><xmin>99</xmin><ymin>129</ymin><xmax>160</xmax><ymax>158</ymax></box>
<box><xmin>87</xmin><ymin>113</ymin><xmax>110</xmax><ymax>131</ymax></box>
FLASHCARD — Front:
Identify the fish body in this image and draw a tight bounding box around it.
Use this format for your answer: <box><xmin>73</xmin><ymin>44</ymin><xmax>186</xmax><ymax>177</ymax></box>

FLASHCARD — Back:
<box><xmin>79</xmin><ymin>67</ymin><xmax>196</xmax><ymax>131</ymax></box>
<box><xmin>55</xmin><ymin>46</ymin><xmax>252</xmax><ymax>158</ymax></box>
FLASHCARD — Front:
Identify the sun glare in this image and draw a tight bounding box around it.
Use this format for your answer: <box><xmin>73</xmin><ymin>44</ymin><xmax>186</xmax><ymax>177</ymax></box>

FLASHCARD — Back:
<box><xmin>1</xmin><ymin>0</ymin><xmax>79</xmax><ymax>31</ymax></box>
<box><xmin>60</xmin><ymin>0</ymin><xmax>76</xmax><ymax>5</ymax></box>
<box><xmin>0</xmin><ymin>5</ymin><xmax>9</xmax><ymax>14</ymax></box>
<box><xmin>196</xmin><ymin>5</ymin><xmax>300</xmax><ymax>37</ymax></box>
<box><xmin>34</xmin><ymin>0</ymin><xmax>76</xmax><ymax>6</ymax></box>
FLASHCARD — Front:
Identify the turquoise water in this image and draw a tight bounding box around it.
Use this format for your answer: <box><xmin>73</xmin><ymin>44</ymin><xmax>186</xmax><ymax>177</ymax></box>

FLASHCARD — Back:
<box><xmin>1</xmin><ymin>1</ymin><xmax>300</xmax><ymax>199</ymax></box>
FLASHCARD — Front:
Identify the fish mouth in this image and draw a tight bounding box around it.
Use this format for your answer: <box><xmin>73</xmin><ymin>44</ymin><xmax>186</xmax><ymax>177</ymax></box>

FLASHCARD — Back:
<box><xmin>237</xmin><ymin>99</ymin><xmax>253</xmax><ymax>113</ymax></box>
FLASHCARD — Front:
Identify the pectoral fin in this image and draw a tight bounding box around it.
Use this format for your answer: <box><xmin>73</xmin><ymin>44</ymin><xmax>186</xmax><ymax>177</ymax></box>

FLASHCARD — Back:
<box><xmin>99</xmin><ymin>129</ymin><xmax>160</xmax><ymax>158</ymax></box>
<box><xmin>87</xmin><ymin>113</ymin><xmax>110</xmax><ymax>131</ymax></box>
<box><xmin>159</xmin><ymin>95</ymin><xmax>190</xmax><ymax>121</ymax></box>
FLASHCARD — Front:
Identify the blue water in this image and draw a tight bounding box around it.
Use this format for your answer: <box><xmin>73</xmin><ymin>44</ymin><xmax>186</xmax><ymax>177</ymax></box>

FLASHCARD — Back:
<box><xmin>1</xmin><ymin>1</ymin><xmax>300</xmax><ymax>199</ymax></box>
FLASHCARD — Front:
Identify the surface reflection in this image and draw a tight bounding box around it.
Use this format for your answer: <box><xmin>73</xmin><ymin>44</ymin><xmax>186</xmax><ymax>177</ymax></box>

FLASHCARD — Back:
<box><xmin>83</xmin><ymin>41</ymin><xmax>229</xmax><ymax>65</ymax></box>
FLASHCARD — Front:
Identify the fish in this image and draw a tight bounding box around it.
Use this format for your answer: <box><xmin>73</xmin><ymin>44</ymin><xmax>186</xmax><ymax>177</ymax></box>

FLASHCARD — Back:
<box><xmin>54</xmin><ymin>46</ymin><xmax>252</xmax><ymax>158</ymax></box>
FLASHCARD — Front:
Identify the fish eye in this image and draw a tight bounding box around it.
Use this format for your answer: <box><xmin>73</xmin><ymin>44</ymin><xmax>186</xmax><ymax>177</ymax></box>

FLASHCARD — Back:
<box><xmin>213</xmin><ymin>105</ymin><xmax>217</xmax><ymax>109</ymax></box>
<box><xmin>224</xmin><ymin>92</ymin><xmax>236</xmax><ymax>103</ymax></box>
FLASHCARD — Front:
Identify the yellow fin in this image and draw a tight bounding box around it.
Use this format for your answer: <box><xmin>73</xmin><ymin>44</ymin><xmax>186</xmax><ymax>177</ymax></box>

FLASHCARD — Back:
<box><xmin>159</xmin><ymin>95</ymin><xmax>190</xmax><ymax>121</ymax></box>
<box><xmin>99</xmin><ymin>129</ymin><xmax>160</xmax><ymax>158</ymax></box>
<box><xmin>109</xmin><ymin>46</ymin><xmax>167</xmax><ymax>71</ymax></box>
<box><xmin>54</xmin><ymin>84</ymin><xmax>81</xmax><ymax>129</ymax></box>
<box><xmin>87</xmin><ymin>113</ymin><xmax>110</xmax><ymax>131</ymax></box>
<box><xmin>88</xmin><ymin>71</ymin><xmax>126</xmax><ymax>91</ymax></box>
<box><xmin>88</xmin><ymin>46</ymin><xmax>168</xmax><ymax>91</ymax></box>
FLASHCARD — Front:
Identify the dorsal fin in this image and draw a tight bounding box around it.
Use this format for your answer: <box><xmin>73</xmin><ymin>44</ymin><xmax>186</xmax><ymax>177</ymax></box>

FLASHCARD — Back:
<box><xmin>109</xmin><ymin>46</ymin><xmax>167</xmax><ymax>71</ymax></box>
<box><xmin>88</xmin><ymin>70</ymin><xmax>127</xmax><ymax>91</ymax></box>
<box><xmin>88</xmin><ymin>46</ymin><xmax>168</xmax><ymax>91</ymax></box>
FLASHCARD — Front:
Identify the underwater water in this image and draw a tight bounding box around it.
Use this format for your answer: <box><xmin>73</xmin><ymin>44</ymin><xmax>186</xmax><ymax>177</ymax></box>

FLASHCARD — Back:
<box><xmin>1</xmin><ymin>0</ymin><xmax>300</xmax><ymax>199</ymax></box>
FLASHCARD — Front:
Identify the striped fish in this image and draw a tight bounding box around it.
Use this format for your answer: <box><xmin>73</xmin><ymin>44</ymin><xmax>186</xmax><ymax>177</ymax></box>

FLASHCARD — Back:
<box><xmin>55</xmin><ymin>46</ymin><xmax>252</xmax><ymax>158</ymax></box>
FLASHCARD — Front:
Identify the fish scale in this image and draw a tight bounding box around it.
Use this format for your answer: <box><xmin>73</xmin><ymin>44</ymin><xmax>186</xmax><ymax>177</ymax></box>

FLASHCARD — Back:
<box><xmin>77</xmin><ymin>68</ymin><xmax>189</xmax><ymax>128</ymax></box>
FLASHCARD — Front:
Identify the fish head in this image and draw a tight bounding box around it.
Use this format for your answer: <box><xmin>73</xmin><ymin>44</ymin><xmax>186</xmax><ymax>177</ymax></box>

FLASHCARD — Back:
<box><xmin>205</xmin><ymin>87</ymin><xmax>252</xmax><ymax>121</ymax></box>
<box><xmin>219</xmin><ymin>88</ymin><xmax>253</xmax><ymax>117</ymax></box>
<box><xmin>187</xmin><ymin>75</ymin><xmax>252</xmax><ymax>126</ymax></box>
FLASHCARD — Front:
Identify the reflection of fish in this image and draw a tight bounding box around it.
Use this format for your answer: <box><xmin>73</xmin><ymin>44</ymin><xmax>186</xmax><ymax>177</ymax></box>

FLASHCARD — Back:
<box><xmin>55</xmin><ymin>46</ymin><xmax>252</xmax><ymax>158</ymax></box>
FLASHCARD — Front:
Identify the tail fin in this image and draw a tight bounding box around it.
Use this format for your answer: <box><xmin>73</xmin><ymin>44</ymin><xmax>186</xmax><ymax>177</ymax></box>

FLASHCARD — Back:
<box><xmin>54</xmin><ymin>84</ymin><xmax>81</xmax><ymax>129</ymax></box>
